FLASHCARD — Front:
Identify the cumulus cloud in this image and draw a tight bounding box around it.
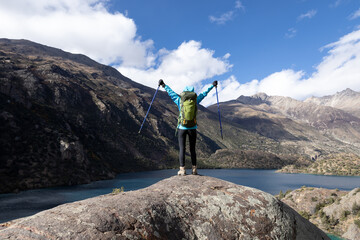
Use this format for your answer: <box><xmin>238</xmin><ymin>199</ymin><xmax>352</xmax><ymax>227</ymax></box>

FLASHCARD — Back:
<box><xmin>201</xmin><ymin>27</ymin><xmax>360</xmax><ymax>106</ymax></box>
<box><xmin>0</xmin><ymin>0</ymin><xmax>233</xmax><ymax>105</ymax></box>
<box><xmin>1</xmin><ymin>0</ymin><xmax>359</xmax><ymax>109</ymax></box>
<box><xmin>209</xmin><ymin>1</ymin><xmax>245</xmax><ymax>25</ymax></box>
<box><xmin>200</xmin><ymin>76</ymin><xmax>259</xmax><ymax>107</ymax></box>
<box><xmin>117</xmin><ymin>40</ymin><xmax>232</xmax><ymax>94</ymax></box>
<box><xmin>0</xmin><ymin>0</ymin><xmax>155</xmax><ymax>67</ymax></box>
<box><xmin>297</xmin><ymin>9</ymin><xmax>317</xmax><ymax>22</ymax></box>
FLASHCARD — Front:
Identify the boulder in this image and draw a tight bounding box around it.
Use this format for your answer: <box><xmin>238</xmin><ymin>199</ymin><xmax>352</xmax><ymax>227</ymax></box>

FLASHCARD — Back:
<box><xmin>323</xmin><ymin>188</ymin><xmax>360</xmax><ymax>219</ymax></box>
<box><xmin>0</xmin><ymin>175</ymin><xmax>329</xmax><ymax>239</ymax></box>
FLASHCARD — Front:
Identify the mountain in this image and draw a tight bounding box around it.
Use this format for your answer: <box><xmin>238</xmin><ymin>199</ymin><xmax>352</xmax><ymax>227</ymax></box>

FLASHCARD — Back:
<box><xmin>1</xmin><ymin>39</ymin><xmax>359</xmax><ymax>193</ymax></box>
<box><xmin>209</xmin><ymin>92</ymin><xmax>360</xmax><ymax>159</ymax></box>
<box><xmin>305</xmin><ymin>88</ymin><xmax>360</xmax><ymax>118</ymax></box>
<box><xmin>1</xmin><ymin>39</ymin><xmax>304</xmax><ymax>193</ymax></box>
<box><xmin>0</xmin><ymin>39</ymin><xmax>204</xmax><ymax>193</ymax></box>
<box><xmin>235</xmin><ymin>93</ymin><xmax>360</xmax><ymax>147</ymax></box>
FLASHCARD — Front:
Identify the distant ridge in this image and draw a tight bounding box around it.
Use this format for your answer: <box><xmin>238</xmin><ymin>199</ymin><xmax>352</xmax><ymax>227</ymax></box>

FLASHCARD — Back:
<box><xmin>304</xmin><ymin>88</ymin><xmax>360</xmax><ymax>118</ymax></box>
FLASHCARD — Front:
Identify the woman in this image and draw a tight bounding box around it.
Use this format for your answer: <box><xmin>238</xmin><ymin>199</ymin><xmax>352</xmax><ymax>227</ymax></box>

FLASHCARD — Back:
<box><xmin>158</xmin><ymin>79</ymin><xmax>217</xmax><ymax>175</ymax></box>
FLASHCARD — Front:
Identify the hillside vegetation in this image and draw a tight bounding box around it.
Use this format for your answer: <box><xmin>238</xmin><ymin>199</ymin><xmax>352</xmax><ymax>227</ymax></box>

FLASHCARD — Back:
<box><xmin>278</xmin><ymin>153</ymin><xmax>360</xmax><ymax>176</ymax></box>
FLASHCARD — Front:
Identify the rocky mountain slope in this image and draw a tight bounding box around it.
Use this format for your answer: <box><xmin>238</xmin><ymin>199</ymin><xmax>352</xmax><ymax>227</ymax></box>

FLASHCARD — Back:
<box><xmin>1</xmin><ymin>39</ymin><xmax>309</xmax><ymax>193</ymax></box>
<box><xmin>278</xmin><ymin>186</ymin><xmax>360</xmax><ymax>240</ymax></box>
<box><xmin>305</xmin><ymin>88</ymin><xmax>360</xmax><ymax>118</ymax></box>
<box><xmin>208</xmin><ymin>91</ymin><xmax>360</xmax><ymax>174</ymax></box>
<box><xmin>0</xmin><ymin>176</ymin><xmax>330</xmax><ymax>239</ymax></box>
<box><xmin>231</xmin><ymin>92</ymin><xmax>360</xmax><ymax>148</ymax></box>
<box><xmin>1</xmin><ymin>38</ymin><xmax>359</xmax><ymax>193</ymax></box>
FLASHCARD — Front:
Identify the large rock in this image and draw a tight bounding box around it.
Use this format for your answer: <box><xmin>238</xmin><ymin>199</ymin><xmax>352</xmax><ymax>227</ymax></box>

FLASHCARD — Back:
<box><xmin>0</xmin><ymin>176</ymin><xmax>329</xmax><ymax>239</ymax></box>
<box><xmin>271</xmin><ymin>187</ymin><xmax>360</xmax><ymax>239</ymax></box>
<box><xmin>323</xmin><ymin>188</ymin><xmax>360</xmax><ymax>219</ymax></box>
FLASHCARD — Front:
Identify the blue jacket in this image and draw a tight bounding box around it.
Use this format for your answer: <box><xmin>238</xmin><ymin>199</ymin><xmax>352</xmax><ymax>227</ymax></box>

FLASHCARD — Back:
<box><xmin>164</xmin><ymin>84</ymin><xmax>214</xmax><ymax>130</ymax></box>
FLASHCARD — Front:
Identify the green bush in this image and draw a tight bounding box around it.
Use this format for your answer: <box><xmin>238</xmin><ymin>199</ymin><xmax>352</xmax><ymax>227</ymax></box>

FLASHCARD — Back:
<box><xmin>111</xmin><ymin>186</ymin><xmax>124</xmax><ymax>194</ymax></box>
<box><xmin>311</xmin><ymin>197</ymin><xmax>318</xmax><ymax>202</ymax></box>
<box><xmin>316</xmin><ymin>201</ymin><xmax>327</xmax><ymax>213</ymax></box>
<box><xmin>285</xmin><ymin>189</ymin><xmax>292</xmax><ymax>196</ymax></box>
<box><xmin>340</xmin><ymin>210</ymin><xmax>351</xmax><ymax>221</ymax></box>
<box><xmin>326</xmin><ymin>198</ymin><xmax>335</xmax><ymax>205</ymax></box>
<box><xmin>299</xmin><ymin>211</ymin><xmax>310</xmax><ymax>220</ymax></box>
<box><xmin>278</xmin><ymin>190</ymin><xmax>285</xmax><ymax>199</ymax></box>
<box><xmin>355</xmin><ymin>219</ymin><xmax>360</xmax><ymax>228</ymax></box>
<box><xmin>352</xmin><ymin>203</ymin><xmax>360</xmax><ymax>215</ymax></box>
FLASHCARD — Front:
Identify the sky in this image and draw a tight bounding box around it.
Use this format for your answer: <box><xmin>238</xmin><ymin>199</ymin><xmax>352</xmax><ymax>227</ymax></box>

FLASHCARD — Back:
<box><xmin>0</xmin><ymin>0</ymin><xmax>360</xmax><ymax>106</ymax></box>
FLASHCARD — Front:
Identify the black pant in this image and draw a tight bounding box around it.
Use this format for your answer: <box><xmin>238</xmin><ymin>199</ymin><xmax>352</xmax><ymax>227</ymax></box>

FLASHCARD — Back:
<box><xmin>178</xmin><ymin>129</ymin><xmax>197</xmax><ymax>167</ymax></box>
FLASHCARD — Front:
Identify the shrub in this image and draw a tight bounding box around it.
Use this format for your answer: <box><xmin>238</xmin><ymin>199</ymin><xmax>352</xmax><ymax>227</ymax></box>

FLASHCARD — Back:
<box><xmin>285</xmin><ymin>189</ymin><xmax>292</xmax><ymax>196</ymax></box>
<box><xmin>278</xmin><ymin>190</ymin><xmax>285</xmax><ymax>199</ymax></box>
<box><xmin>316</xmin><ymin>202</ymin><xmax>326</xmax><ymax>213</ymax></box>
<box><xmin>111</xmin><ymin>186</ymin><xmax>124</xmax><ymax>194</ymax></box>
<box><xmin>340</xmin><ymin>210</ymin><xmax>351</xmax><ymax>221</ymax></box>
<box><xmin>352</xmin><ymin>203</ymin><xmax>360</xmax><ymax>215</ymax></box>
<box><xmin>299</xmin><ymin>211</ymin><xmax>310</xmax><ymax>220</ymax></box>
<box><xmin>326</xmin><ymin>198</ymin><xmax>335</xmax><ymax>205</ymax></box>
<box><xmin>355</xmin><ymin>219</ymin><xmax>360</xmax><ymax>228</ymax></box>
<box><xmin>311</xmin><ymin>197</ymin><xmax>318</xmax><ymax>202</ymax></box>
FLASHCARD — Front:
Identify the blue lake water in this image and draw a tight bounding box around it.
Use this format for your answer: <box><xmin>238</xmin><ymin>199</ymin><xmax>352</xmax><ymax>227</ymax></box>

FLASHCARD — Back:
<box><xmin>0</xmin><ymin>169</ymin><xmax>359</xmax><ymax>224</ymax></box>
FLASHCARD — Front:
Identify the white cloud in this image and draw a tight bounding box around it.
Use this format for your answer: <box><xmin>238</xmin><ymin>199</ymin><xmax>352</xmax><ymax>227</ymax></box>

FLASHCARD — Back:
<box><xmin>209</xmin><ymin>1</ymin><xmax>245</xmax><ymax>25</ymax></box>
<box><xmin>285</xmin><ymin>28</ymin><xmax>297</xmax><ymax>39</ymax></box>
<box><xmin>0</xmin><ymin>0</ymin><xmax>233</xmax><ymax>105</ymax></box>
<box><xmin>350</xmin><ymin>8</ymin><xmax>360</xmax><ymax>20</ymax></box>
<box><xmin>200</xmin><ymin>76</ymin><xmax>259</xmax><ymax>107</ymax></box>
<box><xmin>330</xmin><ymin>0</ymin><xmax>342</xmax><ymax>8</ymax></box>
<box><xmin>297</xmin><ymin>9</ymin><xmax>317</xmax><ymax>22</ymax></box>
<box><xmin>209</xmin><ymin>11</ymin><xmax>236</xmax><ymax>25</ymax></box>
<box><xmin>235</xmin><ymin>1</ymin><xmax>245</xmax><ymax>10</ymax></box>
<box><xmin>118</xmin><ymin>40</ymin><xmax>232</xmax><ymax>94</ymax></box>
<box><xmin>202</xmin><ymin>27</ymin><xmax>360</xmax><ymax>106</ymax></box>
<box><xmin>0</xmin><ymin>0</ymin><xmax>155</xmax><ymax>67</ymax></box>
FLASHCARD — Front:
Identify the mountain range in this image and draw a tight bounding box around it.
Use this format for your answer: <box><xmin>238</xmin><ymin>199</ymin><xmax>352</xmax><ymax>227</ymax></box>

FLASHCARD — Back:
<box><xmin>1</xmin><ymin>39</ymin><xmax>359</xmax><ymax>193</ymax></box>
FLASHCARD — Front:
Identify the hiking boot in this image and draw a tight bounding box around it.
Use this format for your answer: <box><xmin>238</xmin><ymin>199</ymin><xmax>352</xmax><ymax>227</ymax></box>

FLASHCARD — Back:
<box><xmin>177</xmin><ymin>167</ymin><xmax>186</xmax><ymax>176</ymax></box>
<box><xmin>192</xmin><ymin>165</ymin><xmax>198</xmax><ymax>175</ymax></box>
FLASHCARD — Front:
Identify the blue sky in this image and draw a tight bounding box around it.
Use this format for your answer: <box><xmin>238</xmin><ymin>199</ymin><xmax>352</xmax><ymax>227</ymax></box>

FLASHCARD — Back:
<box><xmin>110</xmin><ymin>0</ymin><xmax>359</xmax><ymax>81</ymax></box>
<box><xmin>1</xmin><ymin>0</ymin><xmax>360</xmax><ymax>106</ymax></box>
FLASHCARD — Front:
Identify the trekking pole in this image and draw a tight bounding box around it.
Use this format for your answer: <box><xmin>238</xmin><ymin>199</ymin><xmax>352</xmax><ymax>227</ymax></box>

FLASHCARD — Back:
<box><xmin>215</xmin><ymin>86</ymin><xmax>223</xmax><ymax>139</ymax></box>
<box><xmin>138</xmin><ymin>86</ymin><xmax>160</xmax><ymax>133</ymax></box>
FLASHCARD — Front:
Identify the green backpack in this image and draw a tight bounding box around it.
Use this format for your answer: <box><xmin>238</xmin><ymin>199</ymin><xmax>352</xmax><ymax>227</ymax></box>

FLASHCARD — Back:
<box><xmin>178</xmin><ymin>91</ymin><xmax>197</xmax><ymax>128</ymax></box>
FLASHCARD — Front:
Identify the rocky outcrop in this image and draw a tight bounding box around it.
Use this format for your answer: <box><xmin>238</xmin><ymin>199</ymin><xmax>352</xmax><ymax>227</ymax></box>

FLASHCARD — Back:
<box><xmin>0</xmin><ymin>176</ymin><xmax>329</xmax><ymax>239</ymax></box>
<box><xmin>279</xmin><ymin>187</ymin><xmax>360</xmax><ymax>240</ymax></box>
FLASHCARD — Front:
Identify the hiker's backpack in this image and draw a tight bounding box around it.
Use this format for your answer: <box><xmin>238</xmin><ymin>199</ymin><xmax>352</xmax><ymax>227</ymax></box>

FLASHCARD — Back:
<box><xmin>178</xmin><ymin>91</ymin><xmax>197</xmax><ymax>127</ymax></box>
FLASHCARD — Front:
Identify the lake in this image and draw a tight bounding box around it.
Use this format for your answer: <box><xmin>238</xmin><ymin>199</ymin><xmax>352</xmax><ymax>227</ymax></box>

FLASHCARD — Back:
<box><xmin>1</xmin><ymin>169</ymin><xmax>359</xmax><ymax>224</ymax></box>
